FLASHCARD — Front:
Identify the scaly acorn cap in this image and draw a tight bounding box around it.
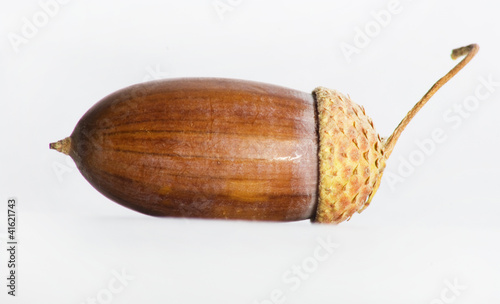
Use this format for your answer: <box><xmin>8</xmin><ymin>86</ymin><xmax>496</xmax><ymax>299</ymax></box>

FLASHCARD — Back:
<box><xmin>315</xmin><ymin>88</ymin><xmax>385</xmax><ymax>223</ymax></box>
<box><xmin>314</xmin><ymin>44</ymin><xmax>479</xmax><ymax>224</ymax></box>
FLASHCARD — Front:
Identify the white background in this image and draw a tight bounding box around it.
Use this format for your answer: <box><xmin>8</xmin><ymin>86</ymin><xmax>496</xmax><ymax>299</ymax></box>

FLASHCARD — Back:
<box><xmin>1</xmin><ymin>0</ymin><xmax>499</xmax><ymax>303</ymax></box>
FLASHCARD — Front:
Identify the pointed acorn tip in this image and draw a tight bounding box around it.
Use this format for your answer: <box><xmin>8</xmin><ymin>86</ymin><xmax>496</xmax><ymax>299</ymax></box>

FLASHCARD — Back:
<box><xmin>49</xmin><ymin>137</ymin><xmax>71</xmax><ymax>155</ymax></box>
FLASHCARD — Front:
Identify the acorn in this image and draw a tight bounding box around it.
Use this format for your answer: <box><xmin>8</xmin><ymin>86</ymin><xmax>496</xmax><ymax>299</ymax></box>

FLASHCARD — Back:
<box><xmin>50</xmin><ymin>44</ymin><xmax>478</xmax><ymax>224</ymax></box>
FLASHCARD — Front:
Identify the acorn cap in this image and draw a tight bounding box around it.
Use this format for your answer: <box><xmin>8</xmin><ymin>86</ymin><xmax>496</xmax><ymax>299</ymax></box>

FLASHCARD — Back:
<box><xmin>315</xmin><ymin>88</ymin><xmax>386</xmax><ymax>223</ymax></box>
<box><xmin>314</xmin><ymin>43</ymin><xmax>479</xmax><ymax>224</ymax></box>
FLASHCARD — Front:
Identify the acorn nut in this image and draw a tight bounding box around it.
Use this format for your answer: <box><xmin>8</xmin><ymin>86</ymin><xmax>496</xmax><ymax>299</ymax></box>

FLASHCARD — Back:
<box><xmin>50</xmin><ymin>44</ymin><xmax>479</xmax><ymax>224</ymax></box>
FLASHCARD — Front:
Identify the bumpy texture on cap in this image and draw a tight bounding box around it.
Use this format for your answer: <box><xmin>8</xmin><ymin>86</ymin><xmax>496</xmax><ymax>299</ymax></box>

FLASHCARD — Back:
<box><xmin>314</xmin><ymin>87</ymin><xmax>386</xmax><ymax>224</ymax></box>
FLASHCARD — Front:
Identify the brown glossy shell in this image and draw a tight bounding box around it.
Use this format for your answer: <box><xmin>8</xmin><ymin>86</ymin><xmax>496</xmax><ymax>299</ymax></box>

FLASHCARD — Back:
<box><xmin>67</xmin><ymin>78</ymin><xmax>319</xmax><ymax>221</ymax></box>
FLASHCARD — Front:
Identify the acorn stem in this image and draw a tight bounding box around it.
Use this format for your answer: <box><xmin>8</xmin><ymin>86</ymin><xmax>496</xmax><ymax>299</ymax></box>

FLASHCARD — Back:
<box><xmin>49</xmin><ymin>137</ymin><xmax>72</xmax><ymax>155</ymax></box>
<box><xmin>383</xmin><ymin>44</ymin><xmax>479</xmax><ymax>158</ymax></box>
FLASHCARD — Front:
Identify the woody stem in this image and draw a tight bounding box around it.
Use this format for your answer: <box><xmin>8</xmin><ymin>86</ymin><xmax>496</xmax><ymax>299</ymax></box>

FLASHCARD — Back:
<box><xmin>383</xmin><ymin>44</ymin><xmax>479</xmax><ymax>158</ymax></box>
